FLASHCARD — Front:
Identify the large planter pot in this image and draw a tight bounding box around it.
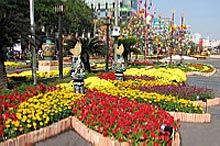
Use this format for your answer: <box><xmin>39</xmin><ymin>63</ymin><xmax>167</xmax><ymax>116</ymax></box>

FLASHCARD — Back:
<box><xmin>42</xmin><ymin>43</ymin><xmax>55</xmax><ymax>60</ymax></box>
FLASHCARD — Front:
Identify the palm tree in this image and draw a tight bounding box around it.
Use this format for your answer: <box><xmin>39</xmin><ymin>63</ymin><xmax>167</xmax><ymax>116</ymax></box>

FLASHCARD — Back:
<box><xmin>66</xmin><ymin>36</ymin><xmax>107</xmax><ymax>73</ymax></box>
<box><xmin>0</xmin><ymin>2</ymin><xmax>30</xmax><ymax>90</ymax></box>
<box><xmin>118</xmin><ymin>36</ymin><xmax>140</xmax><ymax>65</ymax></box>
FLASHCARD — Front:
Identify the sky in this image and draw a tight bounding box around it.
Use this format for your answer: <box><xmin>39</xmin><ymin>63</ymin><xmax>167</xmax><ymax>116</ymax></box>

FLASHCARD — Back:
<box><xmin>151</xmin><ymin>0</ymin><xmax>220</xmax><ymax>40</ymax></box>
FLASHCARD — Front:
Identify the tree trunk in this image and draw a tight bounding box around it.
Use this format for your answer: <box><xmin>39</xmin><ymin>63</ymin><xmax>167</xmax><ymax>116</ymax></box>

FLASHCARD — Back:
<box><xmin>81</xmin><ymin>53</ymin><xmax>91</xmax><ymax>73</ymax></box>
<box><xmin>0</xmin><ymin>46</ymin><xmax>8</xmax><ymax>91</ymax></box>
<box><xmin>123</xmin><ymin>52</ymin><xmax>129</xmax><ymax>67</ymax></box>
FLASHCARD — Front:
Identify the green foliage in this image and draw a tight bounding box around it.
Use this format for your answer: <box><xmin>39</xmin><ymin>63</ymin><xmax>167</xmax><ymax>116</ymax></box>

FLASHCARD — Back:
<box><xmin>64</xmin><ymin>0</ymin><xmax>93</xmax><ymax>34</ymax></box>
<box><xmin>65</xmin><ymin>37</ymin><xmax>106</xmax><ymax>72</ymax></box>
<box><xmin>118</xmin><ymin>36</ymin><xmax>140</xmax><ymax>64</ymax></box>
<box><xmin>118</xmin><ymin>36</ymin><xmax>139</xmax><ymax>53</ymax></box>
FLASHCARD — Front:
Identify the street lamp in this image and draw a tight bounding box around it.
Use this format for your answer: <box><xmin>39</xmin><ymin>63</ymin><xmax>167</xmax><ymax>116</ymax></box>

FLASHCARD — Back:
<box><xmin>29</xmin><ymin>0</ymin><xmax>37</xmax><ymax>85</ymax></box>
<box><xmin>55</xmin><ymin>0</ymin><xmax>66</xmax><ymax>79</ymax></box>
<box><xmin>104</xmin><ymin>17</ymin><xmax>111</xmax><ymax>71</ymax></box>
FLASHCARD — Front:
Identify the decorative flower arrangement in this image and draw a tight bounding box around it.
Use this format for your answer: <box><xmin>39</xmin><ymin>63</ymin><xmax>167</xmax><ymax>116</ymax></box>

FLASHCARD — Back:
<box><xmin>84</xmin><ymin>77</ymin><xmax>115</xmax><ymax>89</ymax></box>
<box><xmin>4</xmin><ymin>61</ymin><xmax>30</xmax><ymax>70</ymax></box>
<box><xmin>124</xmin><ymin>68</ymin><xmax>187</xmax><ymax>83</ymax></box>
<box><xmin>124</xmin><ymin>75</ymin><xmax>155</xmax><ymax>81</ymax></box>
<box><xmin>129</xmin><ymin>61</ymin><xmax>154</xmax><ymax>66</ymax></box>
<box><xmin>2</xmin><ymin>88</ymin><xmax>83</xmax><ymax>140</ymax></box>
<box><xmin>72</xmin><ymin>90</ymin><xmax>179</xmax><ymax>145</ymax></box>
<box><xmin>0</xmin><ymin>84</ymin><xmax>60</xmax><ymax>141</ymax></box>
<box><xmin>185</xmin><ymin>63</ymin><xmax>215</xmax><ymax>73</ymax></box>
<box><xmin>84</xmin><ymin>78</ymin><xmax>203</xmax><ymax>113</ymax></box>
<box><xmin>7</xmin><ymin>67</ymin><xmax>71</xmax><ymax>81</ymax></box>
<box><xmin>120</xmin><ymin>84</ymin><xmax>214</xmax><ymax>101</ymax></box>
<box><xmin>96</xmin><ymin>72</ymin><xmax>155</xmax><ymax>81</ymax></box>
<box><xmin>96</xmin><ymin>72</ymin><xmax>116</xmax><ymax>80</ymax></box>
<box><xmin>110</xmin><ymin>79</ymin><xmax>175</xmax><ymax>88</ymax></box>
<box><xmin>96</xmin><ymin>71</ymin><xmax>214</xmax><ymax>101</ymax></box>
<box><xmin>165</xmin><ymin>63</ymin><xmax>215</xmax><ymax>73</ymax></box>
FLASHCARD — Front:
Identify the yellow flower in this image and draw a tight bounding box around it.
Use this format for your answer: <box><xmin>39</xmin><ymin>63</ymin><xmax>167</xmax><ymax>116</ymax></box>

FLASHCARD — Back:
<box><xmin>33</xmin><ymin>122</ymin><xmax>37</xmax><ymax>127</ymax></box>
<box><xmin>12</xmin><ymin>121</ymin><xmax>20</xmax><ymax>127</ymax></box>
<box><xmin>16</xmin><ymin>113</ymin><xmax>22</xmax><ymax>120</ymax></box>
<box><xmin>27</xmin><ymin>119</ymin><xmax>31</xmax><ymax>123</ymax></box>
<box><xmin>27</xmin><ymin>124</ymin><xmax>32</xmax><ymax>128</ymax></box>
<box><xmin>5</xmin><ymin>119</ymin><xmax>12</xmax><ymax>125</ymax></box>
<box><xmin>19</xmin><ymin>127</ymin><xmax>23</xmax><ymax>132</ymax></box>
<box><xmin>5</xmin><ymin>124</ymin><xmax>10</xmax><ymax>128</ymax></box>
<box><xmin>21</xmin><ymin>116</ymin><xmax>27</xmax><ymax>122</ymax></box>
<box><xmin>40</xmin><ymin>122</ymin><xmax>44</xmax><ymax>126</ymax></box>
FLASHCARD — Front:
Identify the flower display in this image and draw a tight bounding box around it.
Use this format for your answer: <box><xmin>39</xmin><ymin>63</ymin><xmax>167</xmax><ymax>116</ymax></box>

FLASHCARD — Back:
<box><xmin>84</xmin><ymin>77</ymin><xmax>115</xmax><ymax>89</ymax></box>
<box><xmin>185</xmin><ymin>63</ymin><xmax>215</xmax><ymax>73</ymax></box>
<box><xmin>4</xmin><ymin>61</ymin><xmax>30</xmax><ymax>70</ymax></box>
<box><xmin>129</xmin><ymin>61</ymin><xmax>154</xmax><ymax>66</ymax></box>
<box><xmin>110</xmin><ymin>79</ymin><xmax>174</xmax><ymax>88</ymax></box>
<box><xmin>7</xmin><ymin>67</ymin><xmax>71</xmax><ymax>80</ymax></box>
<box><xmin>3</xmin><ymin>88</ymin><xmax>83</xmax><ymax>140</ymax></box>
<box><xmin>124</xmin><ymin>68</ymin><xmax>187</xmax><ymax>83</ymax></box>
<box><xmin>96</xmin><ymin>72</ymin><xmax>116</xmax><ymax>80</ymax></box>
<box><xmin>96</xmin><ymin>72</ymin><xmax>155</xmax><ymax>81</ymax></box>
<box><xmin>0</xmin><ymin>84</ymin><xmax>60</xmax><ymax>141</ymax></box>
<box><xmin>72</xmin><ymin>90</ymin><xmax>179</xmax><ymax>145</ymax></box>
<box><xmin>112</xmin><ymin>82</ymin><xmax>214</xmax><ymax>101</ymax></box>
<box><xmin>84</xmin><ymin>77</ymin><xmax>202</xmax><ymax>113</ymax></box>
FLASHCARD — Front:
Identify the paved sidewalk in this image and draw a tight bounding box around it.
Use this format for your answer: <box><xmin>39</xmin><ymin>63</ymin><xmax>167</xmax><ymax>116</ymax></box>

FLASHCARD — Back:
<box><xmin>180</xmin><ymin>57</ymin><xmax>220</xmax><ymax>146</ymax></box>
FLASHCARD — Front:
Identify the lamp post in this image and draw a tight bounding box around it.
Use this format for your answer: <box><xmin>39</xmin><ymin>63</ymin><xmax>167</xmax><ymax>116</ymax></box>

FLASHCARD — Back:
<box><xmin>55</xmin><ymin>0</ymin><xmax>66</xmax><ymax>79</ymax></box>
<box><xmin>29</xmin><ymin>0</ymin><xmax>37</xmax><ymax>85</ymax></box>
<box><xmin>104</xmin><ymin>17</ymin><xmax>111</xmax><ymax>71</ymax></box>
<box><xmin>113</xmin><ymin>0</ymin><xmax>119</xmax><ymax>64</ymax></box>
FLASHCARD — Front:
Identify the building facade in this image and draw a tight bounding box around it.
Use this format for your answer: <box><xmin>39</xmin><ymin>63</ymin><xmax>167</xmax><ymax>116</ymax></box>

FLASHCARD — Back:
<box><xmin>84</xmin><ymin>0</ymin><xmax>137</xmax><ymax>20</ymax></box>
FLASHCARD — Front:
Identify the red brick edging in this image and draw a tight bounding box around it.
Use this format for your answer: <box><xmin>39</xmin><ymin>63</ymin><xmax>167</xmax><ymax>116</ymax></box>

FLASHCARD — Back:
<box><xmin>168</xmin><ymin>112</ymin><xmax>211</xmax><ymax>123</ymax></box>
<box><xmin>0</xmin><ymin>117</ymin><xmax>180</xmax><ymax>146</ymax></box>
<box><xmin>0</xmin><ymin>117</ymin><xmax>72</xmax><ymax>146</ymax></box>
<box><xmin>192</xmin><ymin>98</ymin><xmax>220</xmax><ymax>107</ymax></box>
<box><xmin>186</xmin><ymin>67</ymin><xmax>217</xmax><ymax>77</ymax></box>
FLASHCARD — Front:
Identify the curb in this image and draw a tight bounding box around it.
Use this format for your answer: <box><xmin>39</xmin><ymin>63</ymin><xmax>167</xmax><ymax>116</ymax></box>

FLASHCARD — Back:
<box><xmin>0</xmin><ymin>117</ymin><xmax>180</xmax><ymax>146</ymax></box>
<box><xmin>168</xmin><ymin>112</ymin><xmax>211</xmax><ymax>123</ymax></box>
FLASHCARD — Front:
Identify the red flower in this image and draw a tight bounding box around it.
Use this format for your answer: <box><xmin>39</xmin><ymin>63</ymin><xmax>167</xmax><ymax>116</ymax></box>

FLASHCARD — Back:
<box><xmin>71</xmin><ymin>90</ymin><xmax>178</xmax><ymax>145</ymax></box>
<box><xmin>103</xmin><ymin>131</ymin><xmax>108</xmax><ymax>137</ymax></box>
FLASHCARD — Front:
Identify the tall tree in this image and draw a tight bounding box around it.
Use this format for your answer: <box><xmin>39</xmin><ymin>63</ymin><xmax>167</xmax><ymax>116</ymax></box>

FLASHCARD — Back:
<box><xmin>118</xmin><ymin>36</ymin><xmax>139</xmax><ymax>65</ymax></box>
<box><xmin>0</xmin><ymin>0</ymin><xmax>30</xmax><ymax>90</ymax></box>
<box><xmin>64</xmin><ymin>0</ymin><xmax>93</xmax><ymax>35</ymax></box>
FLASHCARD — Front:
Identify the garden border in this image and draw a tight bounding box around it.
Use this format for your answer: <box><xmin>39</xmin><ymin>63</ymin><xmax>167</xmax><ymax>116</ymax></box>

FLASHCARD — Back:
<box><xmin>0</xmin><ymin>117</ymin><xmax>180</xmax><ymax>146</ymax></box>
<box><xmin>186</xmin><ymin>67</ymin><xmax>217</xmax><ymax>77</ymax></box>
<box><xmin>192</xmin><ymin>98</ymin><xmax>220</xmax><ymax>107</ymax></box>
<box><xmin>168</xmin><ymin>112</ymin><xmax>211</xmax><ymax>123</ymax></box>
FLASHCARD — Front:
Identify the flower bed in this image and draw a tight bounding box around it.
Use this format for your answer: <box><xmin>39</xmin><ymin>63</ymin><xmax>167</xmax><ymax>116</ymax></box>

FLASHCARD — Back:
<box><xmin>0</xmin><ymin>117</ymin><xmax>181</xmax><ymax>146</ymax></box>
<box><xmin>2</xmin><ymin>64</ymin><xmax>216</xmax><ymax>145</ymax></box>
<box><xmin>72</xmin><ymin>90</ymin><xmax>179</xmax><ymax>145</ymax></box>
<box><xmin>0</xmin><ymin>84</ymin><xmax>82</xmax><ymax>141</ymax></box>
<box><xmin>124</xmin><ymin>68</ymin><xmax>187</xmax><ymax>83</ymax></box>
<box><xmin>84</xmin><ymin>77</ymin><xmax>203</xmax><ymax>113</ymax></box>
<box><xmin>7</xmin><ymin>67</ymin><xmax>71</xmax><ymax>81</ymax></box>
<box><xmin>179</xmin><ymin>63</ymin><xmax>215</xmax><ymax>74</ymax></box>
<box><xmin>96</xmin><ymin>71</ymin><xmax>215</xmax><ymax>102</ymax></box>
<box><xmin>192</xmin><ymin>98</ymin><xmax>220</xmax><ymax>107</ymax></box>
<box><xmin>4</xmin><ymin>61</ymin><xmax>30</xmax><ymax>70</ymax></box>
<box><xmin>109</xmin><ymin>81</ymin><xmax>214</xmax><ymax>101</ymax></box>
<box><xmin>128</xmin><ymin>61</ymin><xmax>154</xmax><ymax>66</ymax></box>
<box><xmin>0</xmin><ymin>86</ymin><xmax>181</xmax><ymax>145</ymax></box>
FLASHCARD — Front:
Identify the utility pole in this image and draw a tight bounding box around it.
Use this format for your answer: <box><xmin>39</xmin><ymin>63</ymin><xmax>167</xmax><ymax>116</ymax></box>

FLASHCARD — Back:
<box><xmin>30</xmin><ymin>0</ymin><xmax>37</xmax><ymax>85</ymax></box>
